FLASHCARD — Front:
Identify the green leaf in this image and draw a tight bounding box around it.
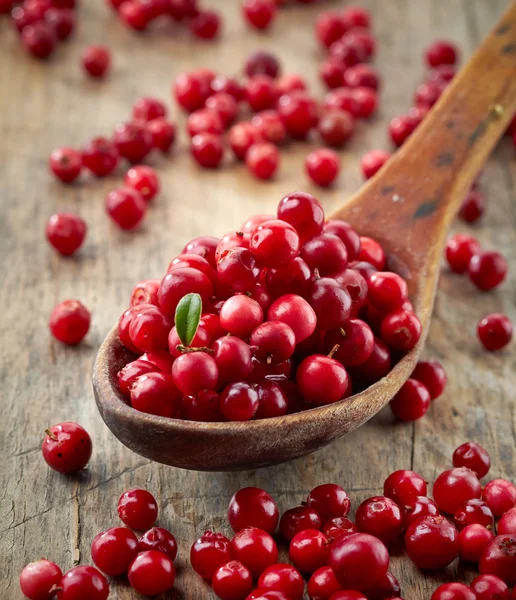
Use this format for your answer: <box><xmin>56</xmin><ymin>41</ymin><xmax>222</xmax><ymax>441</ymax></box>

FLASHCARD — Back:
<box><xmin>175</xmin><ymin>293</ymin><xmax>202</xmax><ymax>347</ymax></box>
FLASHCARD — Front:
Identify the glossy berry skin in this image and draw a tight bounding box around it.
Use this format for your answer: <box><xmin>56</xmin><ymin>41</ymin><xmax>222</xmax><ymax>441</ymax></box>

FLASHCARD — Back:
<box><xmin>82</xmin><ymin>45</ymin><xmax>111</xmax><ymax>78</ymax></box>
<box><xmin>301</xmin><ymin>233</ymin><xmax>348</xmax><ymax>276</ymax></box>
<box><xmin>458</xmin><ymin>524</ymin><xmax>494</xmax><ymax>563</ymax></box>
<box><xmin>498</xmin><ymin>507</ymin><xmax>516</xmax><ymax>535</ymax></box>
<box><xmin>453</xmin><ymin>442</ymin><xmax>490</xmax><ymax>478</ymax></box>
<box><xmin>425</xmin><ymin>40</ymin><xmax>459</xmax><ymax>67</ymax></box>
<box><xmin>279</xmin><ymin>506</ymin><xmax>322</xmax><ymax>542</ymax></box>
<box><xmin>352</xmin><ymin>337</ymin><xmax>392</xmax><ymax>384</ymax></box>
<box><xmin>470</xmin><ymin>574</ymin><xmax>510</xmax><ymax>600</ymax></box>
<box><xmin>19</xmin><ymin>560</ymin><xmax>62</xmax><ymax>600</ymax></box>
<box><xmin>402</xmin><ymin>496</ymin><xmax>440</xmax><ymax>528</ymax></box>
<box><xmin>56</xmin><ymin>566</ymin><xmax>109</xmax><ymax>600</ymax></box>
<box><xmin>267</xmin><ymin>294</ymin><xmax>317</xmax><ymax>343</ymax></box>
<box><xmin>133</xmin><ymin>97</ymin><xmax>166</xmax><ymax>122</ymax></box>
<box><xmin>389</xmin><ymin>113</ymin><xmax>418</xmax><ymax>147</ymax></box>
<box><xmin>231</xmin><ymin>527</ymin><xmax>279</xmax><ymax>578</ymax></box>
<box><xmin>213</xmin><ymin>336</ymin><xmax>253</xmax><ymax>383</ymax></box>
<box><xmin>246</xmin><ymin>590</ymin><xmax>290</xmax><ymax>600</ymax></box>
<box><xmin>242</xmin><ymin>0</ymin><xmax>276</xmax><ymax>30</ymax></box>
<box><xmin>105</xmin><ymin>187</ymin><xmax>146</xmax><ymax>230</ymax></box>
<box><xmin>445</xmin><ymin>233</ymin><xmax>481</xmax><ymax>274</ymax></box>
<box><xmin>307</xmin><ymin>277</ymin><xmax>352</xmax><ymax>330</ymax></box>
<box><xmin>172</xmin><ymin>352</ymin><xmax>219</xmax><ymax>396</ymax></box>
<box><xmin>433</xmin><ymin>467</ymin><xmax>482</xmax><ymax>514</ymax></box>
<box><xmin>117</xmin><ymin>489</ymin><xmax>158</xmax><ymax>530</ymax></box>
<box><xmin>124</xmin><ymin>165</ymin><xmax>160</xmax><ymax>202</ymax></box>
<box><xmin>46</xmin><ymin>213</ymin><xmax>86</xmax><ymax>256</ymax></box>
<box><xmin>220</xmin><ymin>295</ymin><xmax>263</xmax><ymax>338</ymax></box>
<box><xmin>228</xmin><ymin>487</ymin><xmax>279</xmax><ymax>534</ymax></box>
<box><xmin>323</xmin><ymin>221</ymin><xmax>361</xmax><ymax>262</ymax></box>
<box><xmin>139</xmin><ymin>527</ymin><xmax>177</xmax><ymax>560</ymax></box>
<box><xmin>384</xmin><ymin>469</ymin><xmax>427</xmax><ymax>506</ymax></box>
<box><xmin>368</xmin><ymin>272</ymin><xmax>408</xmax><ymax>312</ymax></box>
<box><xmin>431</xmin><ymin>583</ymin><xmax>476</xmax><ymax>600</ymax></box>
<box><xmin>191</xmin><ymin>132</ymin><xmax>224</xmax><ymax>168</ymax></box>
<box><xmin>189</xmin><ymin>9</ymin><xmax>221</xmax><ymax>40</ymax></box>
<box><xmin>251</xmin><ymin>110</ymin><xmax>286</xmax><ymax>145</ymax></box>
<box><xmin>478</xmin><ymin>314</ymin><xmax>513</xmax><ymax>351</ymax></box>
<box><xmin>320</xmin><ymin>55</ymin><xmax>346</xmax><ymax>89</ymax></box>
<box><xmin>221</xmin><ymin>382</ymin><xmax>259</xmax><ymax>421</ymax></box>
<box><xmin>246</xmin><ymin>142</ymin><xmax>280</xmax><ymax>180</ymax></box>
<box><xmin>255</xmin><ymin>381</ymin><xmax>288</xmax><ymax>418</ymax></box>
<box><xmin>119</xmin><ymin>1</ymin><xmax>150</xmax><ymax>31</ymax></box>
<box><xmin>329</xmin><ymin>533</ymin><xmax>389</xmax><ymax>591</ymax></box>
<box><xmin>158</xmin><ymin>267</ymin><xmax>213</xmax><ymax>318</ymax></box>
<box><xmin>82</xmin><ymin>136</ymin><xmax>119</xmax><ymax>177</ymax></box>
<box><xmin>217</xmin><ymin>247</ymin><xmax>259</xmax><ymax>293</ymax></box>
<box><xmin>49</xmin><ymin>147</ymin><xmax>82</xmax><ymax>183</ymax></box>
<box><xmin>411</xmin><ymin>360</ymin><xmax>447</xmax><ymax>400</ymax></box>
<box><xmin>180</xmin><ymin>390</ymin><xmax>221</xmax><ymax>422</ymax></box>
<box><xmin>245</xmin><ymin>50</ymin><xmax>280</xmax><ymax>79</ymax></box>
<box><xmin>277</xmin><ymin>191</ymin><xmax>324</xmax><ymax>243</ymax></box>
<box><xmin>130</xmin><ymin>372</ymin><xmax>179</xmax><ymax>418</ymax></box>
<box><xmin>390</xmin><ymin>378</ymin><xmax>431</xmax><ymax>421</ymax></box>
<box><xmin>297</xmin><ymin>355</ymin><xmax>348</xmax><ymax>406</ymax></box>
<box><xmin>128</xmin><ymin>304</ymin><xmax>171</xmax><ymax>352</ymax></box>
<box><xmin>324</xmin><ymin>87</ymin><xmax>360</xmax><ymax>118</ymax></box>
<box><xmin>322</xmin><ymin>517</ymin><xmax>357</xmax><ymax>540</ymax></box>
<box><xmin>307</xmin><ymin>484</ymin><xmax>350</xmax><ymax>520</ymax></box>
<box><xmin>315</xmin><ymin>11</ymin><xmax>347</xmax><ymax>48</ymax></box>
<box><xmin>277</xmin><ymin>91</ymin><xmax>319</xmax><ymax>140</ymax></box>
<box><xmin>191</xmin><ymin>531</ymin><xmax>233</xmax><ymax>580</ymax></box>
<box><xmin>258</xmin><ymin>564</ymin><xmax>304</xmax><ymax>599</ymax></box>
<box><xmin>250</xmin><ymin>220</ymin><xmax>299</xmax><ymax>268</ymax></box>
<box><xmin>317</xmin><ymin>110</ymin><xmax>355</xmax><ymax>147</ymax></box>
<box><xmin>187</xmin><ymin>108</ymin><xmax>225</xmax><ymax>138</ymax></box>
<box><xmin>47</xmin><ymin>8</ymin><xmax>76</xmax><ymax>42</ymax></box>
<box><xmin>380</xmin><ymin>309</ymin><xmax>422</xmax><ymax>352</ymax></box>
<box><xmin>128</xmin><ymin>550</ymin><xmax>175</xmax><ymax>596</ymax></box>
<box><xmin>357</xmin><ymin>236</ymin><xmax>386</xmax><ymax>270</ymax></box>
<box><xmin>206</xmin><ymin>92</ymin><xmax>239</xmax><ymax>128</ymax></box>
<box><xmin>355</xmin><ymin>496</ymin><xmax>403</xmax><ymax>544</ymax></box>
<box><xmin>365</xmin><ymin>572</ymin><xmax>401</xmax><ymax>600</ymax></box>
<box><xmin>482</xmin><ymin>479</ymin><xmax>516</xmax><ymax>516</ymax></box>
<box><xmin>91</xmin><ymin>527</ymin><xmax>139</xmax><ymax>576</ymax></box>
<box><xmin>329</xmin><ymin>592</ymin><xmax>367</xmax><ymax>600</ymax></box>
<box><xmin>113</xmin><ymin>121</ymin><xmax>152</xmax><ymax>164</ymax></box>
<box><xmin>146</xmin><ymin>118</ymin><xmax>176</xmax><ymax>153</ymax></box>
<box><xmin>212</xmin><ymin>561</ymin><xmax>253</xmax><ymax>600</ymax></box>
<box><xmin>174</xmin><ymin>71</ymin><xmax>211</xmax><ymax>113</ymax></box>
<box><xmin>479</xmin><ymin>534</ymin><xmax>516</xmax><ymax>586</ymax></box>
<box><xmin>22</xmin><ymin>22</ymin><xmax>56</xmax><ymax>59</ymax></box>
<box><xmin>245</xmin><ymin>75</ymin><xmax>279</xmax><ymax>112</ymax></box>
<box><xmin>49</xmin><ymin>299</ymin><xmax>91</xmax><ymax>345</ymax></box>
<box><xmin>360</xmin><ymin>149</ymin><xmax>391</xmax><ymax>180</ymax></box>
<box><xmin>468</xmin><ymin>250</ymin><xmax>508</xmax><ymax>291</ymax></box>
<box><xmin>307</xmin><ymin>566</ymin><xmax>343</xmax><ymax>600</ymax></box>
<box><xmin>460</xmin><ymin>189</ymin><xmax>485</xmax><ymax>223</ymax></box>
<box><xmin>250</xmin><ymin>322</ymin><xmax>296</xmax><ymax>364</ymax></box>
<box><xmin>454</xmin><ymin>499</ymin><xmax>494</xmax><ymax>531</ymax></box>
<box><xmin>405</xmin><ymin>515</ymin><xmax>459</xmax><ymax>570</ymax></box>
<box><xmin>228</xmin><ymin>122</ymin><xmax>262</xmax><ymax>160</ymax></box>
<box><xmin>305</xmin><ymin>149</ymin><xmax>340</xmax><ymax>187</ymax></box>
<box><xmin>289</xmin><ymin>529</ymin><xmax>329</xmax><ymax>574</ymax></box>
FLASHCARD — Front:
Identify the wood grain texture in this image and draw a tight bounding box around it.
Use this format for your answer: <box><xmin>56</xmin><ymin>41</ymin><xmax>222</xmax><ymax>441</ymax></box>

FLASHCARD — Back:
<box><xmin>1</xmin><ymin>0</ymin><xmax>515</xmax><ymax>598</ymax></box>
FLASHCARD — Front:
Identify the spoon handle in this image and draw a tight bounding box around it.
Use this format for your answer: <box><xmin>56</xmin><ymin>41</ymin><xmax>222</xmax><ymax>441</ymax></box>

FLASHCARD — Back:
<box><xmin>340</xmin><ymin>0</ymin><xmax>516</xmax><ymax>275</ymax></box>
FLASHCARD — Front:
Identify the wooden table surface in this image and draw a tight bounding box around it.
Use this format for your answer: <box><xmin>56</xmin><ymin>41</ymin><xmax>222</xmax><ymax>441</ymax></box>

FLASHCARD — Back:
<box><xmin>1</xmin><ymin>0</ymin><xmax>515</xmax><ymax>598</ymax></box>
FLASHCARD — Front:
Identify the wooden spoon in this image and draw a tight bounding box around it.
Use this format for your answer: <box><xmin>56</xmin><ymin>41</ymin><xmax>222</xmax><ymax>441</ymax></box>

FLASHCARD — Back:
<box><xmin>93</xmin><ymin>3</ymin><xmax>516</xmax><ymax>471</ymax></box>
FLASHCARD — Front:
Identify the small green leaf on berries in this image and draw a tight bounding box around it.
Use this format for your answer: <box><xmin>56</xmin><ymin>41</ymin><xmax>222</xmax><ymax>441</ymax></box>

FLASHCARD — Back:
<box><xmin>175</xmin><ymin>293</ymin><xmax>202</xmax><ymax>347</ymax></box>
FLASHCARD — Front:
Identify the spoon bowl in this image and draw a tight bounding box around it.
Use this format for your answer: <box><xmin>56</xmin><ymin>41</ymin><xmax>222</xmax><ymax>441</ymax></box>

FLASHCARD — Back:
<box><xmin>93</xmin><ymin>3</ymin><xmax>516</xmax><ymax>471</ymax></box>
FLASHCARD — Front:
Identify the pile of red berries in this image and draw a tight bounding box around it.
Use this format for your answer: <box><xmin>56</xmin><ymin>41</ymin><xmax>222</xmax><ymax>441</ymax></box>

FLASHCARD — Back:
<box><xmin>112</xmin><ymin>190</ymin><xmax>430</xmax><ymax>422</ymax></box>
<box><xmin>8</xmin><ymin>0</ymin><xmax>77</xmax><ymax>59</ymax></box>
<box><xmin>107</xmin><ymin>0</ymin><xmax>221</xmax><ymax>40</ymax></box>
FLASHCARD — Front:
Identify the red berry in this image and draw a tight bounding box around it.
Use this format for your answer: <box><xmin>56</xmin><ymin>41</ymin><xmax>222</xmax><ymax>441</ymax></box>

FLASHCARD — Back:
<box><xmin>390</xmin><ymin>378</ymin><xmax>431</xmax><ymax>421</ymax></box>
<box><xmin>118</xmin><ymin>489</ymin><xmax>158</xmax><ymax>530</ymax></box>
<box><xmin>187</xmin><ymin>108</ymin><xmax>224</xmax><ymax>137</ymax></box>
<box><xmin>220</xmin><ymin>295</ymin><xmax>263</xmax><ymax>338</ymax></box>
<box><xmin>172</xmin><ymin>351</ymin><xmax>219</xmax><ymax>396</ymax></box>
<box><xmin>361</xmin><ymin>149</ymin><xmax>391</xmax><ymax>179</ymax></box>
<box><xmin>49</xmin><ymin>299</ymin><xmax>90</xmax><ymax>345</ymax></box>
<box><xmin>470</xmin><ymin>574</ymin><xmax>510</xmax><ymax>600</ymax></box>
<box><xmin>245</xmin><ymin>75</ymin><xmax>279</xmax><ymax>112</ymax></box>
<box><xmin>213</xmin><ymin>336</ymin><xmax>253</xmax><ymax>383</ymax></box>
<box><xmin>389</xmin><ymin>114</ymin><xmax>418</xmax><ymax>147</ymax></box>
<box><xmin>289</xmin><ymin>529</ymin><xmax>329</xmax><ymax>574</ymax></box>
<box><xmin>478</xmin><ymin>313</ymin><xmax>513</xmax><ymax>351</ymax></box>
<box><xmin>119</xmin><ymin>1</ymin><xmax>150</xmax><ymax>30</ymax></box>
<box><xmin>191</xmin><ymin>132</ymin><xmax>224</xmax><ymax>168</ymax></box>
<box><xmin>479</xmin><ymin>534</ymin><xmax>516</xmax><ymax>586</ymax></box>
<box><xmin>411</xmin><ymin>360</ymin><xmax>447</xmax><ymax>400</ymax></box>
<box><xmin>228</xmin><ymin>487</ymin><xmax>279</xmax><ymax>534</ymax></box>
<box><xmin>482</xmin><ymin>479</ymin><xmax>516</xmax><ymax>516</ymax></box>
<box><xmin>315</xmin><ymin>10</ymin><xmax>347</xmax><ymax>48</ymax></box>
<box><xmin>341</xmin><ymin>6</ymin><xmax>371</xmax><ymax>29</ymax></box>
<box><xmin>297</xmin><ymin>354</ymin><xmax>349</xmax><ymax>405</ymax></box>
<box><xmin>246</xmin><ymin>142</ymin><xmax>280</xmax><ymax>180</ymax></box>
<box><xmin>307</xmin><ymin>565</ymin><xmax>343</xmax><ymax>600</ymax></box>
<box><xmin>128</xmin><ymin>303</ymin><xmax>170</xmax><ymax>351</ymax></box>
<box><xmin>174</xmin><ymin>71</ymin><xmax>211</xmax><ymax>113</ymax></box>
<box><xmin>82</xmin><ymin>136</ymin><xmax>119</xmax><ymax>177</ymax></box>
<box><xmin>189</xmin><ymin>9</ymin><xmax>221</xmax><ymax>39</ymax></box>
<box><xmin>329</xmin><ymin>533</ymin><xmax>389</xmax><ymax>591</ymax></box>
<box><xmin>319</xmin><ymin>59</ymin><xmax>347</xmax><ymax>90</ymax></box>
<box><xmin>352</xmin><ymin>336</ymin><xmax>392</xmax><ymax>383</ymax></box>
<box><xmin>139</xmin><ymin>527</ymin><xmax>178</xmax><ymax>560</ymax></box>
<box><xmin>105</xmin><ymin>186</ymin><xmax>146</xmax><ymax>230</ymax></box>
<box><xmin>231</xmin><ymin>527</ymin><xmax>279</xmax><ymax>578</ymax></box>
<box><xmin>183</xmin><ymin>235</ymin><xmax>219</xmax><ymax>266</ymax></box>
<box><xmin>191</xmin><ymin>531</ymin><xmax>233</xmax><ymax>580</ymax></box>
<box><xmin>305</xmin><ymin>149</ymin><xmax>340</xmax><ymax>187</ymax></box>
<box><xmin>277</xmin><ymin>191</ymin><xmax>324</xmax><ymax>243</ymax></box>
<box><xmin>352</xmin><ymin>87</ymin><xmax>378</xmax><ymax>119</ymax></box>
<box><xmin>342</xmin><ymin>28</ymin><xmax>375</xmax><ymax>59</ymax></box>
<box><xmin>402</xmin><ymin>496</ymin><xmax>440</xmax><ymax>528</ymax></box>
<box><xmin>277</xmin><ymin>91</ymin><xmax>319</xmax><ymax>139</ymax></box>
<box><xmin>81</xmin><ymin>45</ymin><xmax>111</xmax><ymax>78</ymax></box>
<box><xmin>433</xmin><ymin>467</ymin><xmax>482</xmax><ymax>514</ymax></box>
<box><xmin>250</xmin><ymin>321</ymin><xmax>296</xmax><ymax>363</ymax></box>
<box><xmin>355</xmin><ymin>496</ymin><xmax>403</xmax><ymax>544</ymax></box>
<box><xmin>91</xmin><ymin>527</ymin><xmax>139</xmax><ymax>576</ymax></box>
<box><xmin>431</xmin><ymin>583</ymin><xmax>476</xmax><ymax>600</ymax></box>
<box><xmin>221</xmin><ymin>381</ymin><xmax>259</xmax><ymax>421</ymax></box>
<box><xmin>458</xmin><ymin>523</ymin><xmax>494</xmax><ymax>563</ymax></box>
<box><xmin>307</xmin><ymin>484</ymin><xmax>350</xmax><ymax>520</ymax></box>
<box><xmin>146</xmin><ymin>118</ymin><xmax>176</xmax><ymax>153</ymax></box>
<box><xmin>180</xmin><ymin>390</ymin><xmax>222</xmax><ymax>422</ymax></box>
<box><xmin>158</xmin><ymin>267</ymin><xmax>213</xmax><ymax>318</ymax></box>
<box><xmin>499</xmin><ymin>508</ymin><xmax>516</xmax><ymax>535</ymax></box>
<box><xmin>124</xmin><ymin>165</ymin><xmax>160</xmax><ymax>202</ymax></box>
<box><xmin>258</xmin><ymin>563</ymin><xmax>304</xmax><ymax>600</ymax></box>
<box><xmin>266</xmin><ymin>256</ymin><xmax>312</xmax><ymax>299</ymax></box>
<box><xmin>251</xmin><ymin>110</ymin><xmax>287</xmax><ymax>145</ymax></box>
<box><xmin>20</xmin><ymin>560</ymin><xmax>62</xmax><ymax>600</ymax></box>
<box><xmin>445</xmin><ymin>233</ymin><xmax>481</xmax><ymax>274</ymax></box>
<box><xmin>453</xmin><ymin>442</ymin><xmax>491</xmax><ymax>478</ymax></box>
<box><xmin>368</xmin><ymin>272</ymin><xmax>408</xmax><ymax>312</ymax></box>
<box><xmin>329</xmin><ymin>592</ymin><xmax>367</xmax><ymax>600</ymax></box>
<box><xmin>49</xmin><ymin>147</ymin><xmax>82</xmax><ymax>183</ymax></box>
<box><xmin>46</xmin><ymin>213</ymin><xmax>86</xmax><ymax>256</ymax></box>
<box><xmin>133</xmin><ymin>96</ymin><xmax>167</xmax><ymax>122</ymax></box>
<box><xmin>130</xmin><ymin>372</ymin><xmax>180</xmax><ymax>417</ymax></box>
<box><xmin>267</xmin><ymin>294</ymin><xmax>317</xmax><ymax>343</ymax></box>
<box><xmin>329</xmin><ymin>37</ymin><xmax>367</xmax><ymax>69</ymax></box>
<box><xmin>128</xmin><ymin>550</ymin><xmax>175</xmax><ymax>596</ymax></box>
<box><xmin>302</xmin><ymin>233</ymin><xmax>348</xmax><ymax>276</ymax></box>
<box><xmin>405</xmin><ymin>515</ymin><xmax>459</xmax><ymax>569</ymax></box>
<box><xmin>365</xmin><ymin>572</ymin><xmax>401</xmax><ymax>600</ymax></box>
<box><xmin>279</xmin><ymin>506</ymin><xmax>322</xmax><ymax>542</ymax></box>
<box><xmin>229</xmin><ymin>122</ymin><xmax>262</xmax><ymax>160</ymax></box>
<box><xmin>245</xmin><ymin>50</ymin><xmax>280</xmax><ymax>78</ymax></box>
<box><xmin>425</xmin><ymin>40</ymin><xmax>459</xmax><ymax>67</ymax></box>
<box><xmin>324</xmin><ymin>87</ymin><xmax>360</xmax><ymax>118</ymax></box>
<box><xmin>113</xmin><ymin>121</ymin><xmax>152</xmax><ymax>164</ymax></box>
<box><xmin>345</xmin><ymin>64</ymin><xmax>380</xmax><ymax>90</ymax></box>
<box><xmin>454</xmin><ymin>498</ymin><xmax>494</xmax><ymax>530</ymax></box>
<box><xmin>250</xmin><ymin>220</ymin><xmax>299</xmax><ymax>268</ymax></box>
<box><xmin>22</xmin><ymin>22</ymin><xmax>56</xmax><ymax>59</ymax></box>
<box><xmin>255</xmin><ymin>381</ymin><xmax>288</xmax><ymax>418</ymax></box>
<box><xmin>318</xmin><ymin>110</ymin><xmax>355</xmax><ymax>147</ymax></box>
<box><xmin>212</xmin><ymin>561</ymin><xmax>253</xmax><ymax>600</ymax></box>
<box><xmin>206</xmin><ymin>92</ymin><xmax>239</xmax><ymax>128</ymax></box>
<box><xmin>323</xmin><ymin>221</ymin><xmax>361</xmax><ymax>261</ymax></box>
<box><xmin>468</xmin><ymin>250</ymin><xmax>508</xmax><ymax>291</ymax></box>
<box><xmin>357</xmin><ymin>236</ymin><xmax>385</xmax><ymax>269</ymax></box>
<box><xmin>459</xmin><ymin>188</ymin><xmax>485</xmax><ymax>223</ymax></box>
<box><xmin>322</xmin><ymin>517</ymin><xmax>357</xmax><ymax>540</ymax></box>
<box><xmin>380</xmin><ymin>309</ymin><xmax>422</xmax><ymax>351</ymax></box>
<box><xmin>414</xmin><ymin>80</ymin><xmax>445</xmax><ymax>108</ymax></box>
<box><xmin>242</xmin><ymin>0</ymin><xmax>276</xmax><ymax>30</ymax></box>
<box><xmin>384</xmin><ymin>469</ymin><xmax>427</xmax><ymax>506</ymax></box>
<box><xmin>57</xmin><ymin>566</ymin><xmax>109</xmax><ymax>600</ymax></box>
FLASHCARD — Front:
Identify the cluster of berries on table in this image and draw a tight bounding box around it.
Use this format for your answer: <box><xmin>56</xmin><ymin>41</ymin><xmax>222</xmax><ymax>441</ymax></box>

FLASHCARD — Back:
<box><xmin>111</xmin><ymin>190</ymin><xmax>430</xmax><ymax>422</ymax></box>
<box><xmin>7</xmin><ymin>0</ymin><xmax>77</xmax><ymax>59</ymax></box>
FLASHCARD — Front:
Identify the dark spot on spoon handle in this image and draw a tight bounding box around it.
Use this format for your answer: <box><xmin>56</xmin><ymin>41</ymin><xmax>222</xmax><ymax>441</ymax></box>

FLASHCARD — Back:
<box><xmin>502</xmin><ymin>43</ymin><xmax>516</xmax><ymax>54</ymax></box>
<box><xmin>468</xmin><ymin>120</ymin><xmax>488</xmax><ymax>147</ymax></box>
<box><xmin>434</xmin><ymin>151</ymin><xmax>455</xmax><ymax>167</ymax></box>
<box><xmin>496</xmin><ymin>23</ymin><xmax>511</xmax><ymax>35</ymax></box>
<box><xmin>414</xmin><ymin>200</ymin><xmax>438</xmax><ymax>220</ymax></box>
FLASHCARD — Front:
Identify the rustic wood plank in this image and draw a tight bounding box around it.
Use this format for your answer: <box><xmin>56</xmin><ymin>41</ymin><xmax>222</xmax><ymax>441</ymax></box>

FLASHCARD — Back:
<box><xmin>1</xmin><ymin>1</ymin><xmax>514</xmax><ymax>598</ymax></box>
